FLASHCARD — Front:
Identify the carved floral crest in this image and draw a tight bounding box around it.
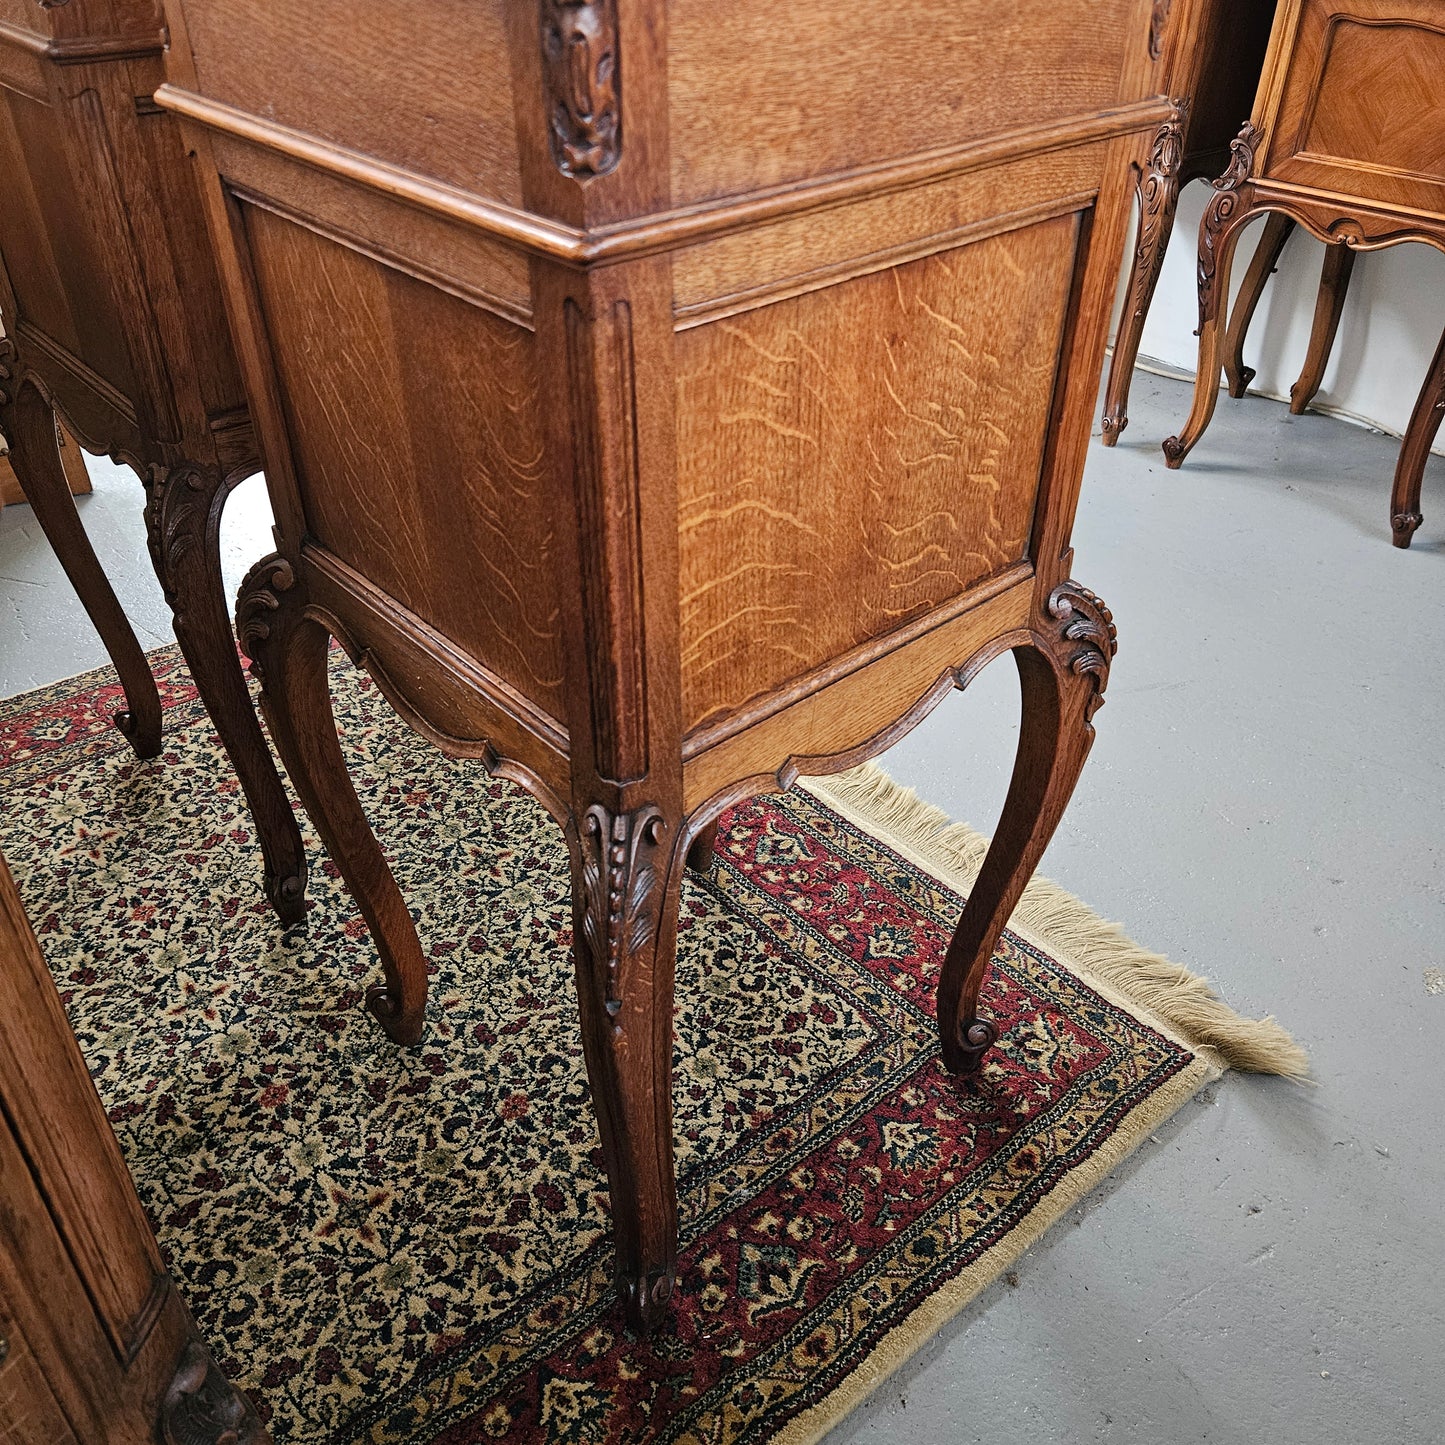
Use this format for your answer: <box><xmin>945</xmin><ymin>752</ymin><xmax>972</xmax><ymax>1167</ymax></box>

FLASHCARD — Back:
<box><xmin>541</xmin><ymin>0</ymin><xmax>621</xmax><ymax>178</ymax></box>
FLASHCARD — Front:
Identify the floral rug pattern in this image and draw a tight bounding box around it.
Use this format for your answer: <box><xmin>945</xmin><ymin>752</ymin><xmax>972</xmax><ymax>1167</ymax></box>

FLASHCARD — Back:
<box><xmin>0</xmin><ymin>649</ymin><xmax>1200</xmax><ymax>1443</ymax></box>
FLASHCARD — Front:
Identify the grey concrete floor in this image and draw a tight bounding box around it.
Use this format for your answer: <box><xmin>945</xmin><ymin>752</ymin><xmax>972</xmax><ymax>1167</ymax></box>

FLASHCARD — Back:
<box><xmin>1</xmin><ymin>374</ymin><xmax>1441</xmax><ymax>1443</ymax></box>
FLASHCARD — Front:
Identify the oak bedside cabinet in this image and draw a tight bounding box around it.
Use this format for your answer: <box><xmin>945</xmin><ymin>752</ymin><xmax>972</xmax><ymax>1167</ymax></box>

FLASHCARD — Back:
<box><xmin>157</xmin><ymin>0</ymin><xmax>1175</xmax><ymax>1327</ymax></box>
<box><xmin>1162</xmin><ymin>0</ymin><xmax>1445</xmax><ymax>545</ymax></box>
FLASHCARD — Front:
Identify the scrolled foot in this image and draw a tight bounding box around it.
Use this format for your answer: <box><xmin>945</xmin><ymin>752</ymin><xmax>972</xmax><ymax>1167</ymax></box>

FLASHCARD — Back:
<box><xmin>1391</xmin><ymin>511</ymin><xmax>1423</xmax><ymax>548</ymax></box>
<box><xmin>619</xmin><ymin>1265</ymin><xmax>675</xmax><ymax>1335</ymax></box>
<box><xmin>1100</xmin><ymin>411</ymin><xmax>1126</xmax><ymax>447</ymax></box>
<box><xmin>265</xmin><ymin>864</ymin><xmax>309</xmax><ymax>927</ymax></box>
<box><xmin>114</xmin><ymin>706</ymin><xmax>163</xmax><ymax>759</ymax></box>
<box><xmin>1161</xmin><ymin>434</ymin><xmax>1188</xmax><ymax>469</ymax></box>
<box><xmin>365</xmin><ymin>983</ymin><xmax>425</xmax><ymax>1046</ymax></box>
<box><xmin>948</xmin><ymin>1016</ymin><xmax>999</xmax><ymax>1077</ymax></box>
<box><xmin>1227</xmin><ymin>364</ymin><xmax>1256</xmax><ymax>399</ymax></box>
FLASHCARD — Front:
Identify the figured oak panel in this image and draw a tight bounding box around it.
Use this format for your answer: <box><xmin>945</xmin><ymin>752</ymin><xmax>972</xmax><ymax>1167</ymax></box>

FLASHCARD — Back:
<box><xmin>243</xmin><ymin>205</ymin><xmax>566</xmax><ymax>716</ymax></box>
<box><xmin>181</xmin><ymin>0</ymin><xmax>522</xmax><ymax>204</ymax></box>
<box><xmin>667</xmin><ymin>0</ymin><xmax>1139</xmax><ymax>205</ymax></box>
<box><xmin>676</xmin><ymin>212</ymin><xmax>1078</xmax><ymax>732</ymax></box>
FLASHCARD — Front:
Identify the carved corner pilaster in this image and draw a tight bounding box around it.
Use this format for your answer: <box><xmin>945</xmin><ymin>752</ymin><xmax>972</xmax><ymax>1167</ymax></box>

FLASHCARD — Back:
<box><xmin>541</xmin><ymin>0</ymin><xmax>621</xmax><ymax>178</ymax></box>
<box><xmin>1199</xmin><ymin>122</ymin><xmax>1263</xmax><ymax>325</ymax></box>
<box><xmin>575</xmin><ymin>802</ymin><xmax>667</xmax><ymax>1033</ymax></box>
<box><xmin>161</xmin><ymin>1338</ymin><xmax>270</xmax><ymax>1445</ymax></box>
<box><xmin>143</xmin><ymin>462</ymin><xmax>226</xmax><ymax>621</ymax></box>
<box><xmin>235</xmin><ymin>553</ymin><xmax>298</xmax><ymax>685</ymax></box>
<box><xmin>1045</xmin><ymin>581</ymin><xmax>1118</xmax><ymax>723</ymax></box>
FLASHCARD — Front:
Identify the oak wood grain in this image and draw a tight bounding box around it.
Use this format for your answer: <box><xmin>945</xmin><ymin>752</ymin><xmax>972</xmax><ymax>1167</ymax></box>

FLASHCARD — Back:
<box><xmin>677</xmin><ymin>216</ymin><xmax>1077</xmax><ymax>731</ymax></box>
<box><xmin>243</xmin><ymin>204</ymin><xmax>567</xmax><ymax>716</ymax></box>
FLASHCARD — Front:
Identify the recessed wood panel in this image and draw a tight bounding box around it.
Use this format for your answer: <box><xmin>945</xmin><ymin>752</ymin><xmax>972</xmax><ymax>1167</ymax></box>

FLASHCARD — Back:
<box><xmin>182</xmin><ymin>0</ymin><xmax>521</xmax><ymax>204</ymax></box>
<box><xmin>676</xmin><ymin>212</ymin><xmax>1078</xmax><ymax>733</ymax></box>
<box><xmin>667</xmin><ymin>0</ymin><xmax>1137</xmax><ymax>205</ymax></box>
<box><xmin>243</xmin><ymin>205</ymin><xmax>566</xmax><ymax>717</ymax></box>
<box><xmin>0</xmin><ymin>90</ymin><xmax>135</xmax><ymax>398</ymax></box>
<box><xmin>1301</xmin><ymin>19</ymin><xmax>1445</xmax><ymax>180</ymax></box>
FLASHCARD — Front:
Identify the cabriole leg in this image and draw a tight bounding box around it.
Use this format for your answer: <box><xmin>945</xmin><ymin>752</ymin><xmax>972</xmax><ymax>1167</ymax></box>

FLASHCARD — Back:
<box><xmin>1102</xmin><ymin>111</ymin><xmax>1186</xmax><ymax>446</ymax></box>
<box><xmin>0</xmin><ymin>373</ymin><xmax>161</xmax><ymax>757</ymax></box>
<box><xmin>236</xmin><ymin>554</ymin><xmax>428</xmax><ymax>1044</ymax></box>
<box><xmin>567</xmin><ymin>800</ymin><xmax>686</xmax><ymax>1334</ymax></box>
<box><xmin>1390</xmin><ymin>323</ymin><xmax>1445</xmax><ymax>548</ymax></box>
<box><xmin>937</xmin><ymin>583</ymin><xmax>1116</xmax><ymax>1076</ymax></box>
<box><xmin>1222</xmin><ymin>212</ymin><xmax>1295</xmax><ymax>398</ymax></box>
<box><xmin>1289</xmin><ymin>242</ymin><xmax>1355</xmax><ymax>415</ymax></box>
<box><xmin>145</xmin><ymin>463</ymin><xmax>308</xmax><ymax>924</ymax></box>
<box><xmin>1164</xmin><ymin>123</ymin><xmax>1264</xmax><ymax>469</ymax></box>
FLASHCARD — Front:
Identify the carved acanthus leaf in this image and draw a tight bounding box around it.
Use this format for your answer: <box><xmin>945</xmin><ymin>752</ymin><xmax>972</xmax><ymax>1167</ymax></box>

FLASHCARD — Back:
<box><xmin>577</xmin><ymin>803</ymin><xmax>666</xmax><ymax>1031</ymax></box>
<box><xmin>1199</xmin><ymin>121</ymin><xmax>1263</xmax><ymax>323</ymax></box>
<box><xmin>0</xmin><ymin>334</ymin><xmax>18</xmax><ymax>410</ymax></box>
<box><xmin>1046</xmin><ymin>582</ymin><xmax>1117</xmax><ymax>721</ymax></box>
<box><xmin>541</xmin><ymin>0</ymin><xmax>621</xmax><ymax>178</ymax></box>
<box><xmin>235</xmin><ymin>553</ymin><xmax>297</xmax><ymax>684</ymax></box>
<box><xmin>144</xmin><ymin>463</ymin><xmax>225</xmax><ymax>620</ymax></box>
<box><xmin>162</xmin><ymin>1339</ymin><xmax>270</xmax><ymax>1445</ymax></box>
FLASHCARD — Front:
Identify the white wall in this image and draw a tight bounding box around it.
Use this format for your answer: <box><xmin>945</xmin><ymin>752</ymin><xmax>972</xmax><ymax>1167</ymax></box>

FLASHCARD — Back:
<box><xmin>1124</xmin><ymin>182</ymin><xmax>1445</xmax><ymax>455</ymax></box>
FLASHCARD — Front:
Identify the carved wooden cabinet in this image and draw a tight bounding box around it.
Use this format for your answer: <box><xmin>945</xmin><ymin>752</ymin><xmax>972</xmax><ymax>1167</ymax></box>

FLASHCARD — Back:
<box><xmin>1162</xmin><ymin>0</ymin><xmax>1445</xmax><ymax>544</ymax></box>
<box><xmin>0</xmin><ymin>0</ymin><xmax>306</xmax><ymax>920</ymax></box>
<box><xmin>157</xmin><ymin>0</ymin><xmax>1171</xmax><ymax>1329</ymax></box>
<box><xmin>1102</xmin><ymin>0</ymin><xmax>1278</xmax><ymax>444</ymax></box>
<box><xmin>0</xmin><ymin>852</ymin><xmax>267</xmax><ymax>1444</ymax></box>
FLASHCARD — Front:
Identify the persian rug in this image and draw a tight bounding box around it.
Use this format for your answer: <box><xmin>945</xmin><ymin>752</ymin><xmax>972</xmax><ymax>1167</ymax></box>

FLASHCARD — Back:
<box><xmin>0</xmin><ymin>648</ymin><xmax>1305</xmax><ymax>1444</ymax></box>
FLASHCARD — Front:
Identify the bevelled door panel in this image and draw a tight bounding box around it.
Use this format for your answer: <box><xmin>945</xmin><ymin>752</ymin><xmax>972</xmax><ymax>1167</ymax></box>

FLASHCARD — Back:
<box><xmin>667</xmin><ymin>0</ymin><xmax>1140</xmax><ymax>205</ymax></box>
<box><xmin>242</xmin><ymin>205</ymin><xmax>567</xmax><ymax>717</ymax></box>
<box><xmin>676</xmin><ymin>211</ymin><xmax>1079</xmax><ymax>733</ymax></box>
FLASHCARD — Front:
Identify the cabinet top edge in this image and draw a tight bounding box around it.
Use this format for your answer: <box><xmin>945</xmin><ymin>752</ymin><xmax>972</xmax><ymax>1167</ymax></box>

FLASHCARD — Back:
<box><xmin>155</xmin><ymin>84</ymin><xmax>1178</xmax><ymax>268</ymax></box>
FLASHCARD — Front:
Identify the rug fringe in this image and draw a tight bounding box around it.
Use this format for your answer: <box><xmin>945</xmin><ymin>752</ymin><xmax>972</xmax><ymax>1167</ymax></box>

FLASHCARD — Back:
<box><xmin>804</xmin><ymin>764</ymin><xmax>1310</xmax><ymax>1081</ymax></box>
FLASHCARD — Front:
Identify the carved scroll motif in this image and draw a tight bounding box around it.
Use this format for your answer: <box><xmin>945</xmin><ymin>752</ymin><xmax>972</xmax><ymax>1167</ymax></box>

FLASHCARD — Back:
<box><xmin>235</xmin><ymin>553</ymin><xmax>297</xmax><ymax>684</ymax></box>
<box><xmin>1198</xmin><ymin>122</ymin><xmax>1262</xmax><ymax>324</ymax></box>
<box><xmin>577</xmin><ymin>803</ymin><xmax>666</xmax><ymax>1030</ymax></box>
<box><xmin>541</xmin><ymin>0</ymin><xmax>621</xmax><ymax>178</ymax></box>
<box><xmin>1046</xmin><ymin>582</ymin><xmax>1118</xmax><ymax>722</ymax></box>
<box><xmin>161</xmin><ymin>1339</ymin><xmax>270</xmax><ymax>1445</ymax></box>
<box><xmin>0</xmin><ymin>334</ymin><xmax>18</xmax><ymax>410</ymax></box>
<box><xmin>1131</xmin><ymin>107</ymin><xmax>1188</xmax><ymax>307</ymax></box>
<box><xmin>143</xmin><ymin>463</ymin><xmax>224</xmax><ymax>623</ymax></box>
<box><xmin>1148</xmin><ymin>0</ymin><xmax>1173</xmax><ymax>60</ymax></box>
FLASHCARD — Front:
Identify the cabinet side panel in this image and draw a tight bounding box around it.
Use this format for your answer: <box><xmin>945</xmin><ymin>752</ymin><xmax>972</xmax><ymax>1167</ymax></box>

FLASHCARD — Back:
<box><xmin>241</xmin><ymin>205</ymin><xmax>566</xmax><ymax>716</ymax></box>
<box><xmin>676</xmin><ymin>212</ymin><xmax>1078</xmax><ymax>733</ymax></box>
<box><xmin>668</xmin><ymin>0</ymin><xmax>1139</xmax><ymax>204</ymax></box>
<box><xmin>180</xmin><ymin>0</ymin><xmax>522</xmax><ymax>204</ymax></box>
<box><xmin>0</xmin><ymin>89</ymin><xmax>135</xmax><ymax>396</ymax></box>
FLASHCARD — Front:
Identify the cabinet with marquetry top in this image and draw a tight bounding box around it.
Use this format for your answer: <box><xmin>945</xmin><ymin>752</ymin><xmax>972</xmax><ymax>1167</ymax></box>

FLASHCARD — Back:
<box><xmin>1162</xmin><ymin>0</ymin><xmax>1445</xmax><ymax>544</ymax></box>
<box><xmin>0</xmin><ymin>0</ymin><xmax>307</xmax><ymax>921</ymax></box>
<box><xmin>157</xmin><ymin>0</ymin><xmax>1175</xmax><ymax>1329</ymax></box>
